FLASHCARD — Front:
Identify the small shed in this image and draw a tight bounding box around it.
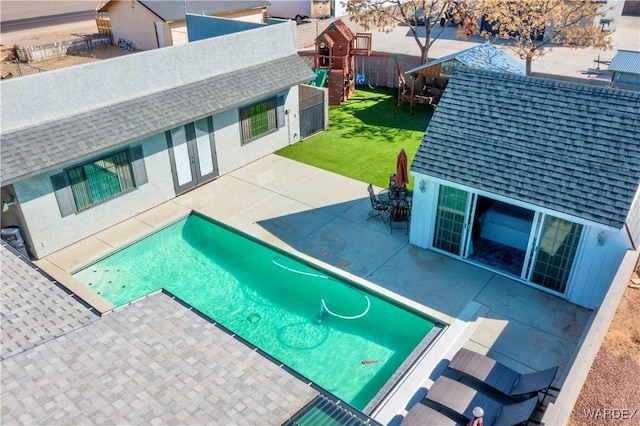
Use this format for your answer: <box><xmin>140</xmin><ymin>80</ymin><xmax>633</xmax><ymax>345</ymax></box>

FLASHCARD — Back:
<box><xmin>402</xmin><ymin>43</ymin><xmax>524</xmax><ymax>113</ymax></box>
<box><xmin>410</xmin><ymin>67</ymin><xmax>640</xmax><ymax>309</ymax></box>
<box><xmin>608</xmin><ymin>50</ymin><xmax>640</xmax><ymax>88</ymax></box>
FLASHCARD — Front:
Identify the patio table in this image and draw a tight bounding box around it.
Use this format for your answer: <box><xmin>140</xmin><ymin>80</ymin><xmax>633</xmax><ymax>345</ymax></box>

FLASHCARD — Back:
<box><xmin>379</xmin><ymin>188</ymin><xmax>413</xmax><ymax>208</ymax></box>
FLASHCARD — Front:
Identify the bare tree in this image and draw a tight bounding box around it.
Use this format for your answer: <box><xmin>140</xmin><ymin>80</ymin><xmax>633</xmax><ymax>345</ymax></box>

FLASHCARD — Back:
<box><xmin>346</xmin><ymin>0</ymin><xmax>459</xmax><ymax>64</ymax></box>
<box><xmin>465</xmin><ymin>0</ymin><xmax>613</xmax><ymax>75</ymax></box>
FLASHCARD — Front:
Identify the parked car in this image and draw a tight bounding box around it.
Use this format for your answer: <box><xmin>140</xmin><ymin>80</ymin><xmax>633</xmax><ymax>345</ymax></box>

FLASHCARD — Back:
<box><xmin>409</xmin><ymin>7</ymin><xmax>425</xmax><ymax>26</ymax></box>
<box><xmin>440</xmin><ymin>0</ymin><xmax>463</xmax><ymax>26</ymax></box>
<box><xmin>409</xmin><ymin>2</ymin><xmax>462</xmax><ymax>27</ymax></box>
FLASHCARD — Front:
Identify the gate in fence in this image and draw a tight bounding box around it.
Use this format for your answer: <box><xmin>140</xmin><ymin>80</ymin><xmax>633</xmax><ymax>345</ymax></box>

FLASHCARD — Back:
<box><xmin>299</xmin><ymin>88</ymin><xmax>326</xmax><ymax>139</ymax></box>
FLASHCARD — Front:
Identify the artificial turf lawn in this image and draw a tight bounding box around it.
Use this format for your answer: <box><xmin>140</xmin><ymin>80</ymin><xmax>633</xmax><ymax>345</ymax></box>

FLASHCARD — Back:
<box><xmin>276</xmin><ymin>87</ymin><xmax>433</xmax><ymax>191</ymax></box>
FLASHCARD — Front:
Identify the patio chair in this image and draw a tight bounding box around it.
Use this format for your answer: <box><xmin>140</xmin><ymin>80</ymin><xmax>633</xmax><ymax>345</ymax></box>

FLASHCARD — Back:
<box><xmin>390</xmin><ymin>205</ymin><xmax>411</xmax><ymax>234</ymax></box>
<box><xmin>448</xmin><ymin>348</ymin><xmax>559</xmax><ymax>399</ymax></box>
<box><xmin>400</xmin><ymin>402</ymin><xmax>459</xmax><ymax>426</ymax></box>
<box><xmin>426</xmin><ymin>376</ymin><xmax>539</xmax><ymax>426</ymax></box>
<box><xmin>367</xmin><ymin>184</ymin><xmax>389</xmax><ymax>223</ymax></box>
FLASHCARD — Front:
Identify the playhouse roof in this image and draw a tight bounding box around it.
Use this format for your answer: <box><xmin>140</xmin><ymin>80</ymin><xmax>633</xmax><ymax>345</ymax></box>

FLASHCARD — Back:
<box><xmin>317</xmin><ymin>19</ymin><xmax>355</xmax><ymax>45</ymax></box>
<box><xmin>99</xmin><ymin>1</ymin><xmax>270</xmax><ymax>22</ymax></box>
<box><xmin>405</xmin><ymin>43</ymin><xmax>525</xmax><ymax>76</ymax></box>
<box><xmin>411</xmin><ymin>68</ymin><xmax>640</xmax><ymax>230</ymax></box>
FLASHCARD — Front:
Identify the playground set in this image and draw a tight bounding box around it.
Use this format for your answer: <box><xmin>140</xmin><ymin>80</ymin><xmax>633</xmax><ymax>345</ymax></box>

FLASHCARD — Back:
<box><xmin>310</xmin><ymin>19</ymin><xmax>406</xmax><ymax>106</ymax></box>
<box><xmin>311</xmin><ymin>19</ymin><xmax>370</xmax><ymax>105</ymax></box>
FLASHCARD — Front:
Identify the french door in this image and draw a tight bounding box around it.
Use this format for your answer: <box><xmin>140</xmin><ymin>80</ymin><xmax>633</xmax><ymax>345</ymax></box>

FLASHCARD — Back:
<box><xmin>167</xmin><ymin>117</ymin><xmax>218</xmax><ymax>194</ymax></box>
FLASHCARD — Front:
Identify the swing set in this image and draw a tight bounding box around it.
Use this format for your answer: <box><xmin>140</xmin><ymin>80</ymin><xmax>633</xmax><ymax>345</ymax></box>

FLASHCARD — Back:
<box><xmin>356</xmin><ymin>56</ymin><xmax>380</xmax><ymax>89</ymax></box>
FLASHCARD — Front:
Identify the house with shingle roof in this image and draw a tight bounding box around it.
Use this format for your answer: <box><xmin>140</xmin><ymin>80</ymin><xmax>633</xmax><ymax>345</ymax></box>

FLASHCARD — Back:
<box><xmin>98</xmin><ymin>0</ymin><xmax>271</xmax><ymax>50</ymax></box>
<box><xmin>409</xmin><ymin>67</ymin><xmax>640</xmax><ymax>309</ymax></box>
<box><xmin>0</xmin><ymin>19</ymin><xmax>314</xmax><ymax>260</ymax></box>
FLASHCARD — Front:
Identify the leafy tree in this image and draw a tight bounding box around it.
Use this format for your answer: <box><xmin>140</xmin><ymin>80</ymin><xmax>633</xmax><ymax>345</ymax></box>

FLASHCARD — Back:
<box><xmin>346</xmin><ymin>0</ymin><xmax>459</xmax><ymax>64</ymax></box>
<box><xmin>464</xmin><ymin>0</ymin><xmax>613</xmax><ymax>75</ymax></box>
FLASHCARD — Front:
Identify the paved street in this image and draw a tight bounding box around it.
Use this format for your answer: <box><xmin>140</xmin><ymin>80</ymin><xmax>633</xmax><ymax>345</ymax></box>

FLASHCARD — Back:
<box><xmin>0</xmin><ymin>1</ymin><xmax>94</xmax><ymax>22</ymax></box>
<box><xmin>334</xmin><ymin>13</ymin><xmax>640</xmax><ymax>80</ymax></box>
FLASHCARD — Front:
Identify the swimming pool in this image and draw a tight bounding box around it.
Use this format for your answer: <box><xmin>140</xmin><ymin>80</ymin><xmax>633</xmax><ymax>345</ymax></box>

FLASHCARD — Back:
<box><xmin>73</xmin><ymin>213</ymin><xmax>440</xmax><ymax>410</ymax></box>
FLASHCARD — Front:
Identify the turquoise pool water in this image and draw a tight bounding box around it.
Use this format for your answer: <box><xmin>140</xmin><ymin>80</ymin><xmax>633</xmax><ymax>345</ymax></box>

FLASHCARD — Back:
<box><xmin>73</xmin><ymin>214</ymin><xmax>436</xmax><ymax>409</ymax></box>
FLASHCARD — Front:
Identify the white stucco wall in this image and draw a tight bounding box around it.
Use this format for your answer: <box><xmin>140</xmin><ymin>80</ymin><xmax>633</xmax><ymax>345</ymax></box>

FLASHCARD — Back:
<box><xmin>212</xmin><ymin>88</ymin><xmax>301</xmax><ymax>174</ymax></box>
<box><xmin>107</xmin><ymin>1</ymin><xmax>161</xmax><ymax>51</ymax></box>
<box><xmin>15</xmin><ymin>135</ymin><xmax>175</xmax><ymax>259</ymax></box>
<box><xmin>11</xmin><ymin>83</ymin><xmax>301</xmax><ymax>260</ymax></box>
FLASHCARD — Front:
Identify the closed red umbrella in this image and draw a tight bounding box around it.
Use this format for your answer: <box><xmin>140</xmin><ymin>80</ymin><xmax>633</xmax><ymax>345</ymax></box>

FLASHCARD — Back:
<box><xmin>395</xmin><ymin>148</ymin><xmax>408</xmax><ymax>188</ymax></box>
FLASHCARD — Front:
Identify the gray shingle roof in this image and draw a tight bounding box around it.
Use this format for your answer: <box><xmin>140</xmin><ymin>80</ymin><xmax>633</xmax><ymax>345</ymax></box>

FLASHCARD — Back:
<box><xmin>411</xmin><ymin>68</ymin><xmax>640</xmax><ymax>229</ymax></box>
<box><xmin>0</xmin><ymin>54</ymin><xmax>313</xmax><ymax>184</ymax></box>
<box><xmin>608</xmin><ymin>50</ymin><xmax>640</xmax><ymax>75</ymax></box>
<box><xmin>141</xmin><ymin>0</ymin><xmax>270</xmax><ymax>21</ymax></box>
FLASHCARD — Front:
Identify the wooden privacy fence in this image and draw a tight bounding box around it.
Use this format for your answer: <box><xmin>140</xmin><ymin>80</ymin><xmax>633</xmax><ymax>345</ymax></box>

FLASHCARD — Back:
<box><xmin>299</xmin><ymin>51</ymin><xmax>421</xmax><ymax>89</ymax></box>
<box><xmin>15</xmin><ymin>34</ymin><xmax>113</xmax><ymax>63</ymax></box>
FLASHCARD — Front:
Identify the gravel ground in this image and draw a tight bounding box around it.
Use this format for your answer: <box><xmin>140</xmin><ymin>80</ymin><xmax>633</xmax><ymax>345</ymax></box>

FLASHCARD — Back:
<box><xmin>1</xmin><ymin>45</ymin><xmax>135</xmax><ymax>78</ymax></box>
<box><xmin>569</xmin><ymin>347</ymin><xmax>640</xmax><ymax>425</ymax></box>
<box><xmin>569</xmin><ymin>270</ymin><xmax>640</xmax><ymax>426</ymax></box>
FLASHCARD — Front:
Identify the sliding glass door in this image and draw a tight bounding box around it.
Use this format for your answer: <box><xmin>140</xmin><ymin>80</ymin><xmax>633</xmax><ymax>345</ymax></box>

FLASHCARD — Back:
<box><xmin>433</xmin><ymin>186</ymin><xmax>473</xmax><ymax>256</ymax></box>
<box><xmin>528</xmin><ymin>215</ymin><xmax>583</xmax><ymax>294</ymax></box>
<box><xmin>431</xmin><ymin>184</ymin><xmax>582</xmax><ymax>296</ymax></box>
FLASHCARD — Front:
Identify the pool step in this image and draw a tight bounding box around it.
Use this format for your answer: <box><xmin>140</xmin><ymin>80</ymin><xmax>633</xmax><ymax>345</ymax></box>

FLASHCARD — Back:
<box><xmin>282</xmin><ymin>394</ymin><xmax>381</xmax><ymax>426</ymax></box>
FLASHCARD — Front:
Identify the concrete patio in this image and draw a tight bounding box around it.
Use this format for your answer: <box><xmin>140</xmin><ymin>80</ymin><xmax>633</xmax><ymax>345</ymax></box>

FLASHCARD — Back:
<box><xmin>5</xmin><ymin>154</ymin><xmax>593</xmax><ymax>424</ymax></box>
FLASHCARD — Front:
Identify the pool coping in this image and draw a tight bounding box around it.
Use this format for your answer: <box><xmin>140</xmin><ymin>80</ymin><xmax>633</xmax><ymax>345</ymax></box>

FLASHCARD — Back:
<box><xmin>363</xmin><ymin>323</ymin><xmax>446</xmax><ymax>414</ymax></box>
